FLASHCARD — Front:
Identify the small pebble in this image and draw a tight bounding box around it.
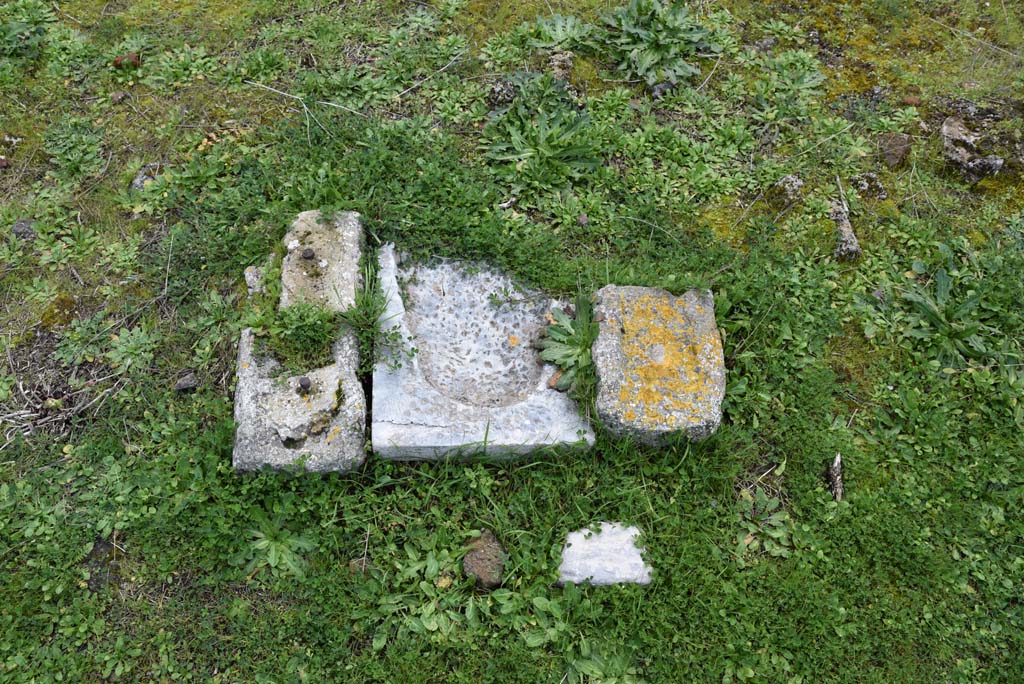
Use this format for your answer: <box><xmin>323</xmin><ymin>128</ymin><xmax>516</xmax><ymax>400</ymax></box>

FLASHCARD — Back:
<box><xmin>112</xmin><ymin>52</ymin><xmax>141</xmax><ymax>69</ymax></box>
<box><xmin>302</xmin><ymin>248</ymin><xmax>315</xmax><ymax>260</ymax></box>
<box><xmin>173</xmin><ymin>372</ymin><xmax>199</xmax><ymax>393</ymax></box>
<box><xmin>298</xmin><ymin>376</ymin><xmax>312</xmax><ymax>392</ymax></box>
<box><xmin>12</xmin><ymin>219</ymin><xmax>35</xmax><ymax>241</ymax></box>
<box><xmin>463</xmin><ymin>529</ymin><xmax>506</xmax><ymax>590</ymax></box>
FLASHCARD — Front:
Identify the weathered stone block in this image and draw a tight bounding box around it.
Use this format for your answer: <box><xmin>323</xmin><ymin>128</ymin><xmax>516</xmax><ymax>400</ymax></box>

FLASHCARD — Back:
<box><xmin>372</xmin><ymin>245</ymin><xmax>594</xmax><ymax>459</ymax></box>
<box><xmin>593</xmin><ymin>285</ymin><xmax>725</xmax><ymax>444</ymax></box>
<box><xmin>558</xmin><ymin>522</ymin><xmax>652</xmax><ymax>586</ymax></box>
<box><xmin>232</xmin><ymin>211</ymin><xmax>366</xmax><ymax>472</ymax></box>
<box><xmin>280</xmin><ymin>211</ymin><xmax>363</xmax><ymax>310</ymax></box>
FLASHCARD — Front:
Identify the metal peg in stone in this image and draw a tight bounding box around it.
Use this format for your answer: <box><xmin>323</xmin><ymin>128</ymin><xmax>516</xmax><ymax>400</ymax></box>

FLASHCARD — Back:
<box><xmin>297</xmin><ymin>376</ymin><xmax>312</xmax><ymax>393</ymax></box>
<box><xmin>301</xmin><ymin>248</ymin><xmax>315</xmax><ymax>260</ymax></box>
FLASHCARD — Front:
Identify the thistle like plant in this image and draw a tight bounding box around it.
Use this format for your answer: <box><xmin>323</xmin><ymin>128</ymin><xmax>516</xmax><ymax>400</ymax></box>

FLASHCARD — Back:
<box><xmin>537</xmin><ymin>293</ymin><xmax>597</xmax><ymax>393</ymax></box>
<box><xmin>900</xmin><ymin>267</ymin><xmax>994</xmax><ymax>369</ymax></box>
<box><xmin>600</xmin><ymin>0</ymin><xmax>719</xmax><ymax>86</ymax></box>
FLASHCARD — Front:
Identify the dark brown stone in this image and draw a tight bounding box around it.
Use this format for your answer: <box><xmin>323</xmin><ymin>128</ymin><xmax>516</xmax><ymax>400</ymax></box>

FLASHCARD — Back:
<box><xmin>112</xmin><ymin>52</ymin><xmax>141</xmax><ymax>69</ymax></box>
<box><xmin>879</xmin><ymin>132</ymin><xmax>913</xmax><ymax>168</ymax></box>
<box><xmin>463</xmin><ymin>529</ymin><xmax>505</xmax><ymax>590</ymax></box>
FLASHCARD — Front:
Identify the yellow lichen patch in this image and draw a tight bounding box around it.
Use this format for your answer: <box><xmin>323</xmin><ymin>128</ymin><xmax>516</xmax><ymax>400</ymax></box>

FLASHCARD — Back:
<box><xmin>613</xmin><ymin>292</ymin><xmax>722</xmax><ymax>430</ymax></box>
<box><xmin>325</xmin><ymin>425</ymin><xmax>342</xmax><ymax>444</ymax></box>
<box><xmin>508</xmin><ymin>334</ymin><xmax>520</xmax><ymax>347</ymax></box>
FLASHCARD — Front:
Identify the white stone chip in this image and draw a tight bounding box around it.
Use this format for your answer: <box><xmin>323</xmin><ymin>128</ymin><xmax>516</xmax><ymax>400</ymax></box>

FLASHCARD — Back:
<box><xmin>558</xmin><ymin>522</ymin><xmax>652</xmax><ymax>586</ymax></box>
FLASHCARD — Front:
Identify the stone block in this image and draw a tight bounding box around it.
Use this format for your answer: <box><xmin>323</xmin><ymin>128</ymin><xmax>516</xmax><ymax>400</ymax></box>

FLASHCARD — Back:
<box><xmin>280</xmin><ymin>210</ymin><xmax>363</xmax><ymax>311</ymax></box>
<box><xmin>558</xmin><ymin>522</ymin><xmax>652</xmax><ymax>586</ymax></box>
<box><xmin>593</xmin><ymin>285</ymin><xmax>725</xmax><ymax>444</ymax></box>
<box><xmin>371</xmin><ymin>245</ymin><xmax>593</xmax><ymax>459</ymax></box>
<box><xmin>232</xmin><ymin>211</ymin><xmax>366</xmax><ymax>472</ymax></box>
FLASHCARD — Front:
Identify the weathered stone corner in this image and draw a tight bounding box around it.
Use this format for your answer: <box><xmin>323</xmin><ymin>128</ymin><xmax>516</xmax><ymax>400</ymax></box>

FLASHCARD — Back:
<box><xmin>593</xmin><ymin>285</ymin><xmax>725</xmax><ymax>445</ymax></box>
<box><xmin>371</xmin><ymin>244</ymin><xmax>594</xmax><ymax>459</ymax></box>
<box><xmin>232</xmin><ymin>211</ymin><xmax>366</xmax><ymax>473</ymax></box>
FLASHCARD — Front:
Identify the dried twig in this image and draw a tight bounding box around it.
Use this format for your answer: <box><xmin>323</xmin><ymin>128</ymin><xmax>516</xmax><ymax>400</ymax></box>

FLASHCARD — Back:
<box><xmin>244</xmin><ymin>81</ymin><xmax>335</xmax><ymax>142</ymax></box>
<box><xmin>397</xmin><ymin>52</ymin><xmax>466</xmax><ymax>99</ymax></box>
<box><xmin>826</xmin><ymin>453</ymin><xmax>844</xmax><ymax>502</ymax></box>
<box><xmin>163</xmin><ymin>229</ymin><xmax>174</xmax><ymax>297</ymax></box>
<box><xmin>793</xmin><ymin>122</ymin><xmax>856</xmax><ymax>159</ymax></box>
<box><xmin>696</xmin><ymin>55</ymin><xmax>723</xmax><ymax>92</ymax></box>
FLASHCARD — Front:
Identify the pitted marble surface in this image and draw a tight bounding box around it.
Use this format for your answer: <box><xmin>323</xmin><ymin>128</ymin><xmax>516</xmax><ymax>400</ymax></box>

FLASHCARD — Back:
<box><xmin>403</xmin><ymin>262</ymin><xmax>548</xmax><ymax>407</ymax></box>
<box><xmin>372</xmin><ymin>245</ymin><xmax>594</xmax><ymax>459</ymax></box>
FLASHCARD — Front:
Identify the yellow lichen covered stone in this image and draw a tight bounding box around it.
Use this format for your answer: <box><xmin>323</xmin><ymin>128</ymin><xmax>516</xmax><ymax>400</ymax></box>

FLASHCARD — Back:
<box><xmin>593</xmin><ymin>286</ymin><xmax>725</xmax><ymax>444</ymax></box>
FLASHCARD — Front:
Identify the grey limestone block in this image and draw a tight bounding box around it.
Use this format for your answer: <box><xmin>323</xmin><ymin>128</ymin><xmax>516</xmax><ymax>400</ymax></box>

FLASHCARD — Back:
<box><xmin>593</xmin><ymin>285</ymin><xmax>725</xmax><ymax>445</ymax></box>
<box><xmin>280</xmin><ymin>210</ymin><xmax>363</xmax><ymax>311</ymax></box>
<box><xmin>371</xmin><ymin>244</ymin><xmax>594</xmax><ymax>459</ymax></box>
<box><xmin>232</xmin><ymin>211</ymin><xmax>366</xmax><ymax>472</ymax></box>
<box><xmin>233</xmin><ymin>330</ymin><xmax>365</xmax><ymax>472</ymax></box>
<box><xmin>558</xmin><ymin>522</ymin><xmax>652</xmax><ymax>586</ymax></box>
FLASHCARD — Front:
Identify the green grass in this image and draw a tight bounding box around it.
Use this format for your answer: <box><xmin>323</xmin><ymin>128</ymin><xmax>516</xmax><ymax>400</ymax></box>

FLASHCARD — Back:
<box><xmin>2</xmin><ymin>0</ymin><xmax>1023</xmax><ymax>682</ymax></box>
